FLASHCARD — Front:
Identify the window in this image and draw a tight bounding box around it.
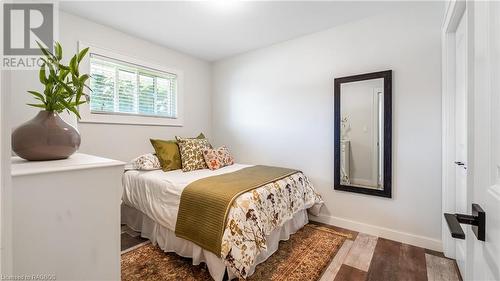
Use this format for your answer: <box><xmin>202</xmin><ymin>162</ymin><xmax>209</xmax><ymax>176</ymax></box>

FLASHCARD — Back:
<box><xmin>89</xmin><ymin>54</ymin><xmax>177</xmax><ymax>119</ymax></box>
<box><xmin>78</xmin><ymin>42</ymin><xmax>183</xmax><ymax>126</ymax></box>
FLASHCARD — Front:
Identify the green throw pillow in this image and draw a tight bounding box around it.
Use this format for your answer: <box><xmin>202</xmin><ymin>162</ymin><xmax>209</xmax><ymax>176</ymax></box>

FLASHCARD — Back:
<box><xmin>150</xmin><ymin>139</ymin><xmax>181</xmax><ymax>172</ymax></box>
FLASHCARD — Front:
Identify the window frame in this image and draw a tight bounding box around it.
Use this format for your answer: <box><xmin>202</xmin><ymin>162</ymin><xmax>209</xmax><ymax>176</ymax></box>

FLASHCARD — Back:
<box><xmin>78</xmin><ymin>41</ymin><xmax>184</xmax><ymax>127</ymax></box>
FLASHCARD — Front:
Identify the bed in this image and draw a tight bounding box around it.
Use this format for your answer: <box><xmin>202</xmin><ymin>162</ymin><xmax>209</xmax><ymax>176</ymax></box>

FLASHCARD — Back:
<box><xmin>121</xmin><ymin>163</ymin><xmax>323</xmax><ymax>280</ymax></box>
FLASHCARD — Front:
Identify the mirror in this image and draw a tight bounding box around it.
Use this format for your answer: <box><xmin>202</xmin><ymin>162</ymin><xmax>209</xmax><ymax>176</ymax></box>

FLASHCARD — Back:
<box><xmin>334</xmin><ymin>70</ymin><xmax>392</xmax><ymax>198</ymax></box>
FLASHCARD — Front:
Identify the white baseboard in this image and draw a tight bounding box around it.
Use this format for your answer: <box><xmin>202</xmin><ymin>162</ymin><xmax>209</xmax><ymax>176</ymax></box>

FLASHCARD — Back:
<box><xmin>309</xmin><ymin>214</ymin><xmax>442</xmax><ymax>252</ymax></box>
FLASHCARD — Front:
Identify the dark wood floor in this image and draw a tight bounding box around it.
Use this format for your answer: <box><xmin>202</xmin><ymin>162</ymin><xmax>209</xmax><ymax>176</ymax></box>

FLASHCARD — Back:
<box><xmin>312</xmin><ymin>222</ymin><xmax>462</xmax><ymax>281</ymax></box>
<box><xmin>121</xmin><ymin>225</ymin><xmax>149</xmax><ymax>253</ymax></box>
<box><xmin>121</xmin><ymin>223</ymin><xmax>462</xmax><ymax>281</ymax></box>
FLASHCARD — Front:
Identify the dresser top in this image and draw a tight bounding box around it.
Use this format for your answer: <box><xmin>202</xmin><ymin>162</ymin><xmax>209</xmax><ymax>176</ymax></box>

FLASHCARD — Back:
<box><xmin>11</xmin><ymin>153</ymin><xmax>125</xmax><ymax>177</ymax></box>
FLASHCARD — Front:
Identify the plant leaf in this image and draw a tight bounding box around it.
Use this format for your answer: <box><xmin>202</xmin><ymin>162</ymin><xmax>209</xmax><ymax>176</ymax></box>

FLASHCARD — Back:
<box><xmin>47</xmin><ymin>63</ymin><xmax>56</xmax><ymax>77</ymax></box>
<box><xmin>54</xmin><ymin>42</ymin><xmax>62</xmax><ymax>60</ymax></box>
<box><xmin>70</xmin><ymin>100</ymin><xmax>87</xmax><ymax>106</ymax></box>
<box><xmin>69</xmin><ymin>55</ymin><xmax>77</xmax><ymax>74</ymax></box>
<box><xmin>39</xmin><ymin>64</ymin><xmax>47</xmax><ymax>84</ymax></box>
<box><xmin>79</xmin><ymin>74</ymin><xmax>90</xmax><ymax>84</ymax></box>
<box><xmin>27</xmin><ymin>90</ymin><xmax>46</xmax><ymax>103</ymax></box>
<box><xmin>36</xmin><ymin>41</ymin><xmax>56</xmax><ymax>60</ymax></box>
<box><xmin>83</xmin><ymin>83</ymin><xmax>93</xmax><ymax>91</ymax></box>
<box><xmin>54</xmin><ymin>76</ymin><xmax>75</xmax><ymax>96</ymax></box>
<box><xmin>58</xmin><ymin>69</ymin><xmax>69</xmax><ymax>80</ymax></box>
<box><xmin>27</xmin><ymin>103</ymin><xmax>47</xmax><ymax>109</ymax></box>
<box><xmin>60</xmin><ymin>99</ymin><xmax>81</xmax><ymax>119</ymax></box>
<box><xmin>58</xmin><ymin>63</ymin><xmax>70</xmax><ymax>71</ymax></box>
<box><xmin>77</xmin><ymin>47</ymin><xmax>89</xmax><ymax>63</ymax></box>
<box><xmin>36</xmin><ymin>41</ymin><xmax>51</xmax><ymax>57</ymax></box>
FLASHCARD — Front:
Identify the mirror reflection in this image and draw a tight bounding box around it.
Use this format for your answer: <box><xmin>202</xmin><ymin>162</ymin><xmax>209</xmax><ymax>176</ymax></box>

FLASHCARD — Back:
<box><xmin>340</xmin><ymin>78</ymin><xmax>384</xmax><ymax>190</ymax></box>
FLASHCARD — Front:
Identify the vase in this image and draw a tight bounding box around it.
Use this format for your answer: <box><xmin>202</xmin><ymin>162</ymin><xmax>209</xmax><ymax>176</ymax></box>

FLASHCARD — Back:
<box><xmin>12</xmin><ymin>110</ymin><xmax>81</xmax><ymax>161</ymax></box>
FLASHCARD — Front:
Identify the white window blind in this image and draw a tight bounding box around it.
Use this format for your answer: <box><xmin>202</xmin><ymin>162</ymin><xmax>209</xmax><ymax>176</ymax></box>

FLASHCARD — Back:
<box><xmin>89</xmin><ymin>54</ymin><xmax>177</xmax><ymax>118</ymax></box>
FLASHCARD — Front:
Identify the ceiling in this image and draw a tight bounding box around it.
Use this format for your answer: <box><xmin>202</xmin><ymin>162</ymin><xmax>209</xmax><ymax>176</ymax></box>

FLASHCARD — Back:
<box><xmin>60</xmin><ymin>1</ymin><xmax>442</xmax><ymax>61</ymax></box>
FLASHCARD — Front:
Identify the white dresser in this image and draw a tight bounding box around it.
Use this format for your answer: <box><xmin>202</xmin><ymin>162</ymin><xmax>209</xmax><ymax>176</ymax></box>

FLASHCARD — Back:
<box><xmin>11</xmin><ymin>153</ymin><xmax>124</xmax><ymax>280</ymax></box>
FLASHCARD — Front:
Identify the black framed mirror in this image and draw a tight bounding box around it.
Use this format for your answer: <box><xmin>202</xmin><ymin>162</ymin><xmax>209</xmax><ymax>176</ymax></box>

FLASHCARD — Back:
<box><xmin>334</xmin><ymin>70</ymin><xmax>392</xmax><ymax>198</ymax></box>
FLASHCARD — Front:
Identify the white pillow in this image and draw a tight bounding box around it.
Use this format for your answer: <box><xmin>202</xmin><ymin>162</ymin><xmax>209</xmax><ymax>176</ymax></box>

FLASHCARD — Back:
<box><xmin>125</xmin><ymin>153</ymin><xmax>161</xmax><ymax>171</ymax></box>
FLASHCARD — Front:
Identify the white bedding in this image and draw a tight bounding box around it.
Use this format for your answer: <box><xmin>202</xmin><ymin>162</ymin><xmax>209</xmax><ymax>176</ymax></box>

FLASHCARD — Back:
<box><xmin>122</xmin><ymin>163</ymin><xmax>253</xmax><ymax>231</ymax></box>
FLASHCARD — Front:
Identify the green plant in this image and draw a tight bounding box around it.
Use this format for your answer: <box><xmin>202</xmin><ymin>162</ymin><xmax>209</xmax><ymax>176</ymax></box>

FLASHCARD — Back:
<box><xmin>27</xmin><ymin>41</ymin><xmax>90</xmax><ymax>119</ymax></box>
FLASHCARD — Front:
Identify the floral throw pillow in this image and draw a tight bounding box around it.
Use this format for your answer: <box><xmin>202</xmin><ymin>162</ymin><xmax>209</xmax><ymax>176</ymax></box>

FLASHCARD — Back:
<box><xmin>176</xmin><ymin>137</ymin><xmax>212</xmax><ymax>172</ymax></box>
<box><xmin>202</xmin><ymin>146</ymin><xmax>235</xmax><ymax>170</ymax></box>
<box><xmin>125</xmin><ymin>153</ymin><xmax>161</xmax><ymax>171</ymax></box>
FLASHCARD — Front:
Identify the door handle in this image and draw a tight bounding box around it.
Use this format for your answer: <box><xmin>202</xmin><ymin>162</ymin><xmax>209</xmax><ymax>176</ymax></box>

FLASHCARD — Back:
<box><xmin>444</xmin><ymin>203</ymin><xmax>485</xmax><ymax>241</ymax></box>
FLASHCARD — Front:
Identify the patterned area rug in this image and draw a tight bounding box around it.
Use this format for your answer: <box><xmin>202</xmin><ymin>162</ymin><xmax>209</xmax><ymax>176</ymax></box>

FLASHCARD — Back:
<box><xmin>121</xmin><ymin>224</ymin><xmax>350</xmax><ymax>281</ymax></box>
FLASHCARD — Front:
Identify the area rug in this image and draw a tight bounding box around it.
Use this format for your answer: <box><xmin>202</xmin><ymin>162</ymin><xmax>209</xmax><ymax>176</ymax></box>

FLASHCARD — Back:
<box><xmin>121</xmin><ymin>224</ymin><xmax>351</xmax><ymax>281</ymax></box>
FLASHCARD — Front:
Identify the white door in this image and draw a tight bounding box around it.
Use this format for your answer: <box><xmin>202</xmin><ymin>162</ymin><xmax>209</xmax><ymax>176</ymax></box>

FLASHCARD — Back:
<box><xmin>468</xmin><ymin>1</ymin><xmax>500</xmax><ymax>280</ymax></box>
<box><xmin>443</xmin><ymin>1</ymin><xmax>500</xmax><ymax>280</ymax></box>
<box><xmin>453</xmin><ymin>10</ymin><xmax>468</xmax><ymax>276</ymax></box>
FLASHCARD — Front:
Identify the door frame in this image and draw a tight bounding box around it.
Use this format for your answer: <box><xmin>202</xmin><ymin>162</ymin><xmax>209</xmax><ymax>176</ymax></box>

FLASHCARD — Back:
<box><xmin>441</xmin><ymin>0</ymin><xmax>473</xmax><ymax>260</ymax></box>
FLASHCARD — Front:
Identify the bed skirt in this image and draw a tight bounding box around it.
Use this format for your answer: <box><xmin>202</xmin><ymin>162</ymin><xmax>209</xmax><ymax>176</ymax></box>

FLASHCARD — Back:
<box><xmin>121</xmin><ymin>204</ymin><xmax>313</xmax><ymax>281</ymax></box>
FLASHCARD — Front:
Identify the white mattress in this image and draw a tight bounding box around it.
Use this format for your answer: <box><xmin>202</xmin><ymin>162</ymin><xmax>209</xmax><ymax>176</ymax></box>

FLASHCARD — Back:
<box><xmin>121</xmin><ymin>163</ymin><xmax>253</xmax><ymax>231</ymax></box>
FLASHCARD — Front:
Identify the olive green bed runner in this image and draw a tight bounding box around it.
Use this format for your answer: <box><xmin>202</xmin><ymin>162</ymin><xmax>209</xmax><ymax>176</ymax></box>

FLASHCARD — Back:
<box><xmin>175</xmin><ymin>165</ymin><xmax>299</xmax><ymax>256</ymax></box>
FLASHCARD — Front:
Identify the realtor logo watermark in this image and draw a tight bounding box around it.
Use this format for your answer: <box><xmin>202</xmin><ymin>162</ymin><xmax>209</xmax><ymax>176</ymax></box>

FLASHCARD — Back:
<box><xmin>3</xmin><ymin>3</ymin><xmax>55</xmax><ymax>69</ymax></box>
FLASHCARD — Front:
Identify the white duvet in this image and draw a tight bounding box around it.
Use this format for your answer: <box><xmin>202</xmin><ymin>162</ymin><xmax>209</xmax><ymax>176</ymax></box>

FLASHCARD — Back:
<box><xmin>121</xmin><ymin>164</ymin><xmax>253</xmax><ymax>231</ymax></box>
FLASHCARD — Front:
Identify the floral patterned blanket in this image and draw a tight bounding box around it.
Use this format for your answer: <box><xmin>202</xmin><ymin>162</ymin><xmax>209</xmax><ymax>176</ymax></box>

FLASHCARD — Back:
<box><xmin>220</xmin><ymin>172</ymin><xmax>323</xmax><ymax>278</ymax></box>
<box><xmin>175</xmin><ymin>166</ymin><xmax>300</xmax><ymax>256</ymax></box>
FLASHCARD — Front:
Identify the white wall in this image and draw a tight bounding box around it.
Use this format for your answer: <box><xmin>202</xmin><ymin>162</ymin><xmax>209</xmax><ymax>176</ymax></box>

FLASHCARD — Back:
<box><xmin>9</xmin><ymin>12</ymin><xmax>212</xmax><ymax>162</ymax></box>
<box><xmin>212</xmin><ymin>5</ymin><xmax>443</xmax><ymax>249</ymax></box>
